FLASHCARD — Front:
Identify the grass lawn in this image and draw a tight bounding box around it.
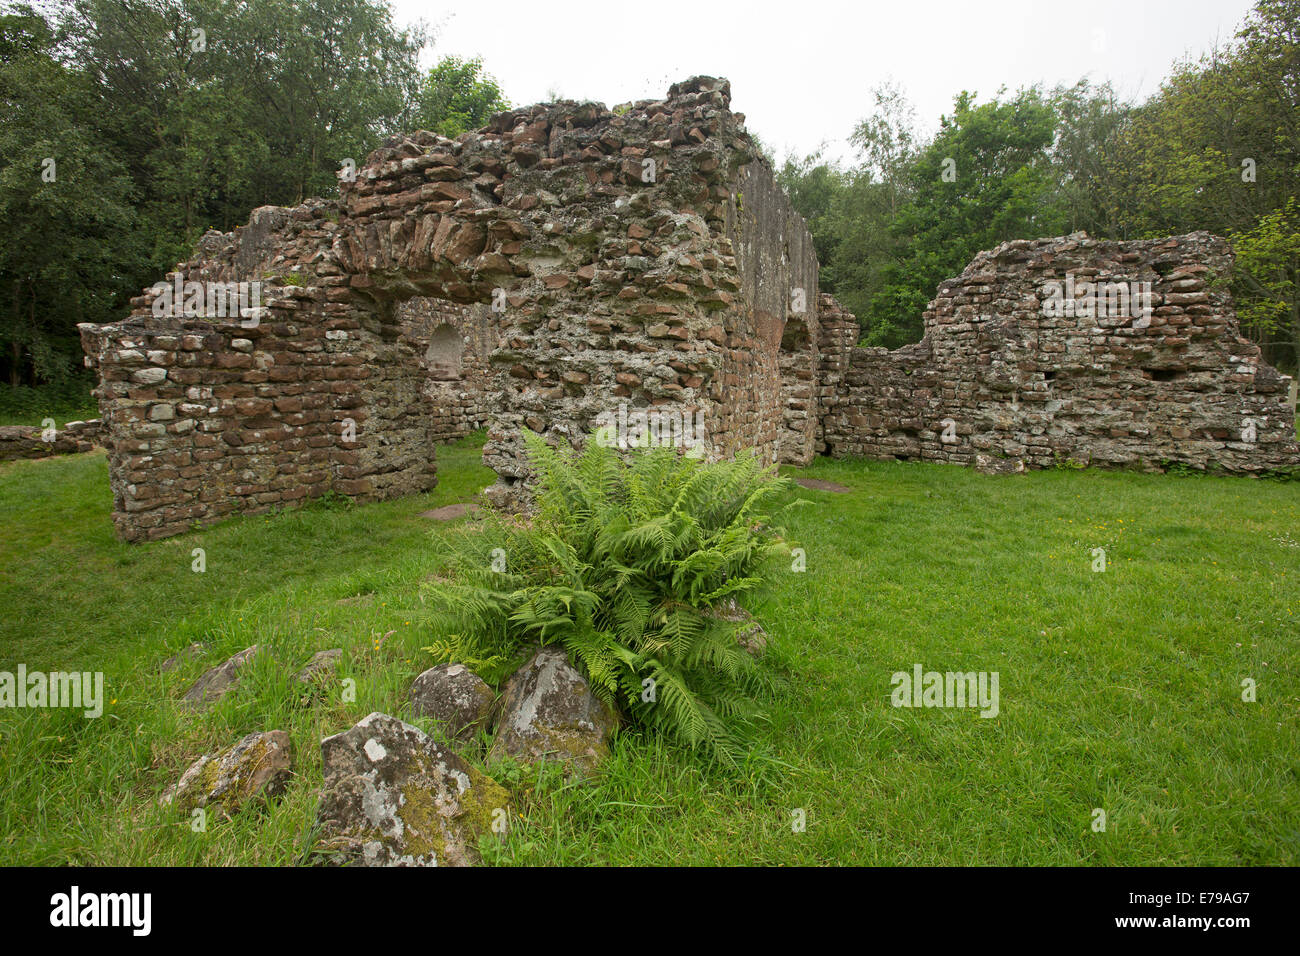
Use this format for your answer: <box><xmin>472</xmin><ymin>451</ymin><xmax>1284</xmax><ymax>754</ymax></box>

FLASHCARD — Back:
<box><xmin>0</xmin><ymin>433</ymin><xmax>1296</xmax><ymax>865</ymax></box>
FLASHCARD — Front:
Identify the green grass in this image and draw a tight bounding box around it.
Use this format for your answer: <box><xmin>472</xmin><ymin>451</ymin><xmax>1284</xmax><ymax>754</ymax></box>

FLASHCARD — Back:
<box><xmin>0</xmin><ymin>434</ymin><xmax>1297</xmax><ymax>865</ymax></box>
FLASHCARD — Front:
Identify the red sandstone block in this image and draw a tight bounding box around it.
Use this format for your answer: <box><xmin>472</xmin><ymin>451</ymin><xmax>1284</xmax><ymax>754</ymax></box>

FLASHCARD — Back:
<box><xmin>333</xmin><ymin>479</ymin><xmax>374</xmax><ymax>495</ymax></box>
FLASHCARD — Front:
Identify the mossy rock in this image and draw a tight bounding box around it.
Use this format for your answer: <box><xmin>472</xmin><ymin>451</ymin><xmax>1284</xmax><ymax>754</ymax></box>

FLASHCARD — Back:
<box><xmin>162</xmin><ymin>729</ymin><xmax>294</xmax><ymax>819</ymax></box>
<box><xmin>314</xmin><ymin>712</ymin><xmax>508</xmax><ymax>867</ymax></box>
<box><xmin>488</xmin><ymin>646</ymin><xmax>616</xmax><ymax>774</ymax></box>
<box><xmin>409</xmin><ymin>663</ymin><xmax>496</xmax><ymax>743</ymax></box>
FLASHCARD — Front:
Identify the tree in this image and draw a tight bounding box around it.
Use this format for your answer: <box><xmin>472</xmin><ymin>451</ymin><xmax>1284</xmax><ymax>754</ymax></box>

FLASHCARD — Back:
<box><xmin>1083</xmin><ymin>0</ymin><xmax>1300</xmax><ymax>368</ymax></box>
<box><xmin>775</xmin><ymin>149</ymin><xmax>845</xmax><ymax>279</ymax></box>
<box><xmin>823</xmin><ymin>83</ymin><xmax>922</xmax><ymax>331</ymax></box>
<box><xmin>865</xmin><ymin>88</ymin><xmax>1064</xmax><ymax>346</ymax></box>
<box><xmin>0</xmin><ymin>0</ymin><xmax>436</xmax><ymax>388</ymax></box>
<box><xmin>0</xmin><ymin>7</ymin><xmax>140</xmax><ymax>386</ymax></box>
<box><xmin>1048</xmin><ymin>79</ymin><xmax>1132</xmax><ymax>237</ymax></box>
<box><xmin>1231</xmin><ymin>197</ymin><xmax>1300</xmax><ymax>363</ymax></box>
<box><xmin>65</xmin><ymin>0</ymin><xmax>428</xmax><ymax>270</ymax></box>
<box><xmin>413</xmin><ymin>55</ymin><xmax>508</xmax><ymax>138</ymax></box>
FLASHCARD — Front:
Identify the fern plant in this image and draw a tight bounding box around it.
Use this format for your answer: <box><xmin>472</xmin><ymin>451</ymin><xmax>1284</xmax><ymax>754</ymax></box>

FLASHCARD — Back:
<box><xmin>421</xmin><ymin>430</ymin><xmax>799</xmax><ymax>765</ymax></box>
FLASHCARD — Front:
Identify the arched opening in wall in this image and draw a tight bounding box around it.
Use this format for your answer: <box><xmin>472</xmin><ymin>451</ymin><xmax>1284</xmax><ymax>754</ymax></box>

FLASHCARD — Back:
<box><xmin>777</xmin><ymin>316</ymin><xmax>817</xmax><ymax>465</ymax></box>
<box><xmin>426</xmin><ymin>323</ymin><xmax>464</xmax><ymax>381</ymax></box>
<box><xmin>391</xmin><ymin>297</ymin><xmax>492</xmax><ymax>446</ymax></box>
<box><xmin>781</xmin><ymin>317</ymin><xmax>810</xmax><ymax>353</ymax></box>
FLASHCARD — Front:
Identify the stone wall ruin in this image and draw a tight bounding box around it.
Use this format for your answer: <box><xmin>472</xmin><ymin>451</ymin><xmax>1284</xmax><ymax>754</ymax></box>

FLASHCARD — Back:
<box><xmin>80</xmin><ymin>77</ymin><xmax>819</xmax><ymax>541</ymax></box>
<box><xmin>79</xmin><ymin>78</ymin><xmax>1299</xmax><ymax>542</ymax></box>
<box><xmin>817</xmin><ymin>232</ymin><xmax>1300</xmax><ymax>475</ymax></box>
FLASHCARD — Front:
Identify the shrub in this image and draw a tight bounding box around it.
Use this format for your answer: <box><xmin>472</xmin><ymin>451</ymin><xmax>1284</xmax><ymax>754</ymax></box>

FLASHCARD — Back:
<box><xmin>421</xmin><ymin>430</ymin><xmax>800</xmax><ymax>764</ymax></box>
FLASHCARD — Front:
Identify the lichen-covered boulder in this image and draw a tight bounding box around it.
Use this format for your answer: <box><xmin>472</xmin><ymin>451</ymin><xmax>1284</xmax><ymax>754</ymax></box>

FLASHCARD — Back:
<box><xmin>295</xmin><ymin>648</ymin><xmax>342</xmax><ymax>683</ymax></box>
<box><xmin>181</xmin><ymin>644</ymin><xmax>261</xmax><ymax>710</ymax></box>
<box><xmin>736</xmin><ymin>620</ymin><xmax>768</xmax><ymax>657</ymax></box>
<box><xmin>161</xmin><ymin>730</ymin><xmax>294</xmax><ymax>818</ymax></box>
<box><xmin>708</xmin><ymin>598</ymin><xmax>768</xmax><ymax>657</ymax></box>
<box><xmin>409</xmin><ymin>663</ymin><xmax>495</xmax><ymax>742</ymax></box>
<box><xmin>314</xmin><ymin>712</ymin><xmax>508</xmax><ymax>867</ymax></box>
<box><xmin>488</xmin><ymin>646</ymin><xmax>616</xmax><ymax>773</ymax></box>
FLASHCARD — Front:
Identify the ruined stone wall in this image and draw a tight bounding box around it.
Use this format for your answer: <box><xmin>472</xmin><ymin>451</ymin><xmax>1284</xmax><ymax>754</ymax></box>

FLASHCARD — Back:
<box><xmin>817</xmin><ymin>232</ymin><xmax>1300</xmax><ymax>474</ymax></box>
<box><xmin>723</xmin><ymin>160</ymin><xmax>821</xmax><ymax>466</ymax></box>
<box><xmin>87</xmin><ymin>77</ymin><xmax>1295</xmax><ymax>546</ymax></box>
<box><xmin>0</xmin><ymin>419</ymin><xmax>103</xmax><ymax>462</ymax></box>
<box><xmin>81</xmin><ymin>76</ymin><xmax>819</xmax><ymax>540</ymax></box>
<box><xmin>79</xmin><ymin>201</ymin><xmax>437</xmax><ymax>541</ymax></box>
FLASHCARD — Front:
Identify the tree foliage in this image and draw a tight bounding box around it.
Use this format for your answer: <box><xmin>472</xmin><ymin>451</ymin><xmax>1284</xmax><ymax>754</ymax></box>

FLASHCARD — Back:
<box><xmin>0</xmin><ymin>6</ymin><xmax>139</xmax><ymax>385</ymax></box>
<box><xmin>414</xmin><ymin>55</ymin><xmax>508</xmax><ymax>138</ymax></box>
<box><xmin>779</xmin><ymin>0</ymin><xmax>1300</xmax><ymax>368</ymax></box>
<box><xmin>0</xmin><ymin>0</ymin><xmax>515</xmax><ymax>391</ymax></box>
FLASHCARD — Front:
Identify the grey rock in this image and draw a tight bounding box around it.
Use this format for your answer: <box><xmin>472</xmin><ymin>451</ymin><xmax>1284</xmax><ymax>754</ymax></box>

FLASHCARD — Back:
<box><xmin>159</xmin><ymin>642</ymin><xmax>206</xmax><ymax>673</ymax></box>
<box><xmin>295</xmin><ymin>648</ymin><xmax>342</xmax><ymax>683</ymax></box>
<box><xmin>736</xmin><ymin>620</ymin><xmax>768</xmax><ymax>657</ymax></box>
<box><xmin>488</xmin><ymin>646</ymin><xmax>616</xmax><ymax>773</ymax></box>
<box><xmin>314</xmin><ymin>712</ymin><xmax>508</xmax><ymax>867</ymax></box>
<box><xmin>973</xmin><ymin>454</ymin><xmax>1027</xmax><ymax>476</ymax></box>
<box><xmin>709</xmin><ymin>598</ymin><xmax>768</xmax><ymax>656</ymax></box>
<box><xmin>181</xmin><ymin>644</ymin><xmax>261</xmax><ymax>710</ymax></box>
<box><xmin>409</xmin><ymin>663</ymin><xmax>495</xmax><ymax>742</ymax></box>
<box><xmin>161</xmin><ymin>730</ymin><xmax>294</xmax><ymax>817</ymax></box>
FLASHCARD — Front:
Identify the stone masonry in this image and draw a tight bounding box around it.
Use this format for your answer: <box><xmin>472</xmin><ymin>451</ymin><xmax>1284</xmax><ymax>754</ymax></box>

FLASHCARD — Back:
<box><xmin>0</xmin><ymin>419</ymin><xmax>104</xmax><ymax>463</ymax></box>
<box><xmin>79</xmin><ymin>76</ymin><xmax>817</xmax><ymax>540</ymax></box>
<box><xmin>79</xmin><ymin>79</ymin><xmax>1297</xmax><ymax>543</ymax></box>
<box><xmin>817</xmin><ymin>232</ymin><xmax>1299</xmax><ymax>474</ymax></box>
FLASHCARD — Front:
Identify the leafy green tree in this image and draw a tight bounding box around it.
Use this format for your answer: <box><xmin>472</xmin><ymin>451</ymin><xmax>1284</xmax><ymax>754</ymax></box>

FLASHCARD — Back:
<box><xmin>64</xmin><ymin>0</ymin><xmax>428</xmax><ymax>270</ymax></box>
<box><xmin>413</xmin><ymin>55</ymin><xmax>508</xmax><ymax>138</ymax></box>
<box><xmin>865</xmin><ymin>88</ymin><xmax>1064</xmax><ymax>346</ymax></box>
<box><xmin>0</xmin><ymin>7</ymin><xmax>140</xmax><ymax>386</ymax></box>
<box><xmin>0</xmin><ymin>0</ymin><xmax>438</xmax><ymax>388</ymax></box>
<box><xmin>1230</xmin><ymin>197</ymin><xmax>1300</xmax><ymax>362</ymax></box>
<box><xmin>1080</xmin><ymin>0</ymin><xmax>1300</xmax><ymax>367</ymax></box>
<box><xmin>777</xmin><ymin>83</ymin><xmax>919</xmax><ymax>326</ymax></box>
<box><xmin>1047</xmin><ymin>79</ymin><xmax>1132</xmax><ymax>237</ymax></box>
<box><xmin>823</xmin><ymin>84</ymin><xmax>922</xmax><ymax>331</ymax></box>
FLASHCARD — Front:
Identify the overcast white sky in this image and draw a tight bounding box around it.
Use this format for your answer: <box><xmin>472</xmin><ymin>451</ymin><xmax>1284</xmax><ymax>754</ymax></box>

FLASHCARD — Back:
<box><xmin>391</xmin><ymin>0</ymin><xmax>1255</xmax><ymax>165</ymax></box>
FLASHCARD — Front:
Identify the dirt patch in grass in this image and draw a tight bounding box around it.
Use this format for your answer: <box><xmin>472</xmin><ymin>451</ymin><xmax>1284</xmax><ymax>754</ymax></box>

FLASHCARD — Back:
<box><xmin>795</xmin><ymin>477</ymin><xmax>853</xmax><ymax>493</ymax></box>
<box><xmin>419</xmin><ymin>503</ymin><xmax>481</xmax><ymax>521</ymax></box>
